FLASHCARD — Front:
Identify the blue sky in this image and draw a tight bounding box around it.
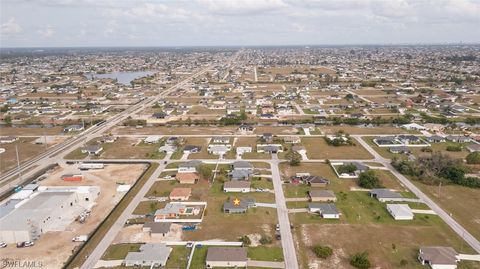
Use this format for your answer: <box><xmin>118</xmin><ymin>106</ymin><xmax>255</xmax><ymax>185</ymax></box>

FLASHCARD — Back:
<box><xmin>1</xmin><ymin>0</ymin><xmax>479</xmax><ymax>47</ymax></box>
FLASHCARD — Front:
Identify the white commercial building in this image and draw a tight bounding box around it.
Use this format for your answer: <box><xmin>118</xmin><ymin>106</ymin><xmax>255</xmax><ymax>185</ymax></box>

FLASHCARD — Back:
<box><xmin>0</xmin><ymin>186</ymin><xmax>99</xmax><ymax>243</ymax></box>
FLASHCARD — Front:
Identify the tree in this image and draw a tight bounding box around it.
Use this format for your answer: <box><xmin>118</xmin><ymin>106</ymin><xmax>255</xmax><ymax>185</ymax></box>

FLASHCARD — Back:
<box><xmin>197</xmin><ymin>164</ymin><xmax>213</xmax><ymax>180</ymax></box>
<box><xmin>286</xmin><ymin>150</ymin><xmax>301</xmax><ymax>166</ymax></box>
<box><xmin>350</xmin><ymin>252</ymin><xmax>371</xmax><ymax>269</ymax></box>
<box><xmin>241</xmin><ymin>235</ymin><xmax>251</xmax><ymax>246</ymax></box>
<box><xmin>312</xmin><ymin>245</ymin><xmax>333</xmax><ymax>259</ymax></box>
<box><xmin>4</xmin><ymin>115</ymin><xmax>12</xmax><ymax>127</ymax></box>
<box><xmin>466</xmin><ymin>152</ymin><xmax>480</xmax><ymax>164</ymax></box>
<box><xmin>358</xmin><ymin>170</ymin><xmax>382</xmax><ymax>189</ymax></box>
<box><xmin>337</xmin><ymin>164</ymin><xmax>357</xmax><ymax>174</ymax></box>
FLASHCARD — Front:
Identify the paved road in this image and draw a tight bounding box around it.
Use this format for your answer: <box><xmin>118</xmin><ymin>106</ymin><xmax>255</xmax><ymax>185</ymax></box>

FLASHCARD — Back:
<box><xmin>270</xmin><ymin>154</ymin><xmax>299</xmax><ymax>269</ymax></box>
<box><xmin>354</xmin><ymin>136</ymin><xmax>480</xmax><ymax>253</ymax></box>
<box><xmin>82</xmin><ymin>158</ymin><xmax>168</xmax><ymax>269</ymax></box>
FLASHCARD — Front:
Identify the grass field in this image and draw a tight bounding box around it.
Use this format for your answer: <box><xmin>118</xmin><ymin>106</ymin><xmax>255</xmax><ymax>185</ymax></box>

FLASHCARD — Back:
<box><xmin>294</xmin><ymin>223</ymin><xmax>480</xmax><ymax>269</ymax></box>
<box><xmin>301</xmin><ymin>137</ymin><xmax>373</xmax><ymax>160</ymax></box>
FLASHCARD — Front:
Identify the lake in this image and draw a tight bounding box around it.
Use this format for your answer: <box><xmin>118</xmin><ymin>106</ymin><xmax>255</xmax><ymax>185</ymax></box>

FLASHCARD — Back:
<box><xmin>86</xmin><ymin>71</ymin><xmax>155</xmax><ymax>85</ymax></box>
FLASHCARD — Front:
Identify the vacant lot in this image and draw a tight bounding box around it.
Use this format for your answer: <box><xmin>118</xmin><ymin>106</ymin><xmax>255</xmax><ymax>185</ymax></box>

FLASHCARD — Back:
<box><xmin>294</xmin><ymin>223</ymin><xmax>480</xmax><ymax>269</ymax></box>
<box><xmin>414</xmin><ymin>181</ymin><xmax>480</xmax><ymax>242</ymax></box>
<box><xmin>0</xmin><ymin>136</ymin><xmax>65</xmax><ymax>173</ymax></box>
<box><xmin>302</xmin><ymin>137</ymin><xmax>373</xmax><ymax>160</ymax></box>
<box><xmin>1</xmin><ymin>126</ymin><xmax>65</xmax><ymax>136</ymax></box>
<box><xmin>101</xmin><ymin>137</ymin><xmax>165</xmax><ymax>159</ymax></box>
<box><xmin>319</xmin><ymin>126</ymin><xmax>417</xmax><ymax>135</ymax></box>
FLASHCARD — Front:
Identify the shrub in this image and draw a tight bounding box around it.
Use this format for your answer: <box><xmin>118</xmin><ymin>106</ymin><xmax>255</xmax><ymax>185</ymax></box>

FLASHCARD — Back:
<box><xmin>466</xmin><ymin>152</ymin><xmax>480</xmax><ymax>164</ymax></box>
<box><xmin>350</xmin><ymin>252</ymin><xmax>371</xmax><ymax>269</ymax></box>
<box><xmin>241</xmin><ymin>235</ymin><xmax>251</xmax><ymax>246</ymax></box>
<box><xmin>259</xmin><ymin>235</ymin><xmax>272</xmax><ymax>245</ymax></box>
<box><xmin>312</xmin><ymin>245</ymin><xmax>333</xmax><ymax>259</ymax></box>
<box><xmin>446</xmin><ymin>145</ymin><xmax>462</xmax><ymax>152</ymax></box>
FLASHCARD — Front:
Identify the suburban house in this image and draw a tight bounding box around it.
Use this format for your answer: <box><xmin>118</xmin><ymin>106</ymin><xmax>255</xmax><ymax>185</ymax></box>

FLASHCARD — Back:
<box><xmin>257</xmin><ymin>144</ymin><xmax>283</xmax><ymax>153</ymax></box>
<box><xmin>309</xmin><ymin>190</ymin><xmax>337</xmax><ymax>202</ymax></box>
<box><xmin>261</xmin><ymin>133</ymin><xmax>273</xmax><ymax>143</ymax></box>
<box><xmin>178</xmin><ymin>160</ymin><xmax>202</xmax><ymax>173</ymax></box>
<box><xmin>183</xmin><ymin>145</ymin><xmax>201</xmax><ymax>154</ymax></box>
<box><xmin>158</xmin><ymin>144</ymin><xmax>176</xmax><ymax>153</ymax></box>
<box><xmin>373</xmin><ymin>136</ymin><xmax>401</xmax><ymax>147</ymax></box>
<box><xmin>123</xmin><ymin>243</ymin><xmax>172</xmax><ymax>267</ymax></box>
<box><xmin>284</xmin><ymin>136</ymin><xmax>301</xmax><ymax>144</ymax></box>
<box><xmin>102</xmin><ymin>135</ymin><xmax>117</xmax><ymax>143</ymax></box>
<box><xmin>223</xmin><ymin>198</ymin><xmax>256</xmax><ymax>213</ymax></box>
<box><xmin>223</xmin><ymin>181</ymin><xmax>251</xmax><ymax>193</ymax></box>
<box><xmin>142</xmin><ymin>222</ymin><xmax>173</xmax><ymax>238</ymax></box>
<box><xmin>302</xmin><ymin>176</ymin><xmax>330</xmax><ymax>187</ymax></box>
<box><xmin>154</xmin><ymin>203</ymin><xmax>200</xmax><ymax>221</ymax></box>
<box><xmin>144</xmin><ymin>135</ymin><xmax>161</xmax><ymax>144</ymax></box>
<box><xmin>308</xmin><ymin>203</ymin><xmax>340</xmax><ymax>219</ymax></box>
<box><xmin>418</xmin><ymin>246</ymin><xmax>459</xmax><ymax>269</ymax></box>
<box><xmin>389</xmin><ymin>146</ymin><xmax>411</xmax><ymax>154</ymax></box>
<box><xmin>426</xmin><ymin>135</ymin><xmax>446</xmax><ymax>143</ymax></box>
<box><xmin>212</xmin><ymin>136</ymin><xmax>230</xmax><ymax>144</ymax></box>
<box><xmin>387</xmin><ymin>204</ymin><xmax>414</xmax><ymax>220</ymax></box>
<box><xmin>207</xmin><ymin>144</ymin><xmax>231</xmax><ymax>155</ymax></box>
<box><xmin>206</xmin><ymin>247</ymin><xmax>248</xmax><ymax>268</ymax></box>
<box><xmin>63</xmin><ymin>124</ymin><xmax>84</xmax><ymax>132</ymax></box>
<box><xmin>176</xmin><ymin>173</ymin><xmax>199</xmax><ymax>184</ymax></box>
<box><xmin>169</xmin><ymin>188</ymin><xmax>192</xmax><ymax>201</ymax></box>
<box><xmin>446</xmin><ymin>135</ymin><xmax>470</xmax><ymax>143</ymax></box>
<box><xmin>81</xmin><ymin>144</ymin><xmax>103</xmax><ymax>155</ymax></box>
<box><xmin>238</xmin><ymin>124</ymin><xmax>255</xmax><ymax>134</ymax></box>
<box><xmin>402</xmin><ymin>123</ymin><xmax>427</xmax><ymax>131</ymax></box>
<box><xmin>229</xmin><ymin>161</ymin><xmax>254</xmax><ymax>181</ymax></box>
<box><xmin>369</xmin><ymin>189</ymin><xmax>404</xmax><ymax>202</ymax></box>
<box><xmin>236</xmin><ymin>146</ymin><xmax>252</xmax><ymax>155</ymax></box>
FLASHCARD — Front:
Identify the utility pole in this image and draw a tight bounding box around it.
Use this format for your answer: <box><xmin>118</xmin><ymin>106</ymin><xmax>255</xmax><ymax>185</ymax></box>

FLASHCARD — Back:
<box><xmin>438</xmin><ymin>181</ymin><xmax>442</xmax><ymax>198</ymax></box>
<box><xmin>15</xmin><ymin>145</ymin><xmax>22</xmax><ymax>182</ymax></box>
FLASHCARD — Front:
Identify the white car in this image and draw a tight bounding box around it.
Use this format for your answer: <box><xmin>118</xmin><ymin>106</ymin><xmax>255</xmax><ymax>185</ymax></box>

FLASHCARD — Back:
<box><xmin>0</xmin><ymin>242</ymin><xmax>6</xmax><ymax>248</ymax></box>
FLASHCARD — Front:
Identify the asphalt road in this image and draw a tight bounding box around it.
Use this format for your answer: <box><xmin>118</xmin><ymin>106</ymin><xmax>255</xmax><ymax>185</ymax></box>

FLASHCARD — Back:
<box><xmin>270</xmin><ymin>154</ymin><xmax>299</xmax><ymax>269</ymax></box>
<box><xmin>354</xmin><ymin>135</ymin><xmax>480</xmax><ymax>253</ymax></box>
<box><xmin>80</xmin><ymin>157</ymin><xmax>169</xmax><ymax>269</ymax></box>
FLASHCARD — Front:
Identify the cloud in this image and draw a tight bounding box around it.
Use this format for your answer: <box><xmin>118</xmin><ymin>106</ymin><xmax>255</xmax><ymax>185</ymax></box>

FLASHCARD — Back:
<box><xmin>201</xmin><ymin>0</ymin><xmax>287</xmax><ymax>15</ymax></box>
<box><xmin>37</xmin><ymin>25</ymin><xmax>55</xmax><ymax>37</ymax></box>
<box><xmin>1</xmin><ymin>17</ymin><xmax>23</xmax><ymax>34</ymax></box>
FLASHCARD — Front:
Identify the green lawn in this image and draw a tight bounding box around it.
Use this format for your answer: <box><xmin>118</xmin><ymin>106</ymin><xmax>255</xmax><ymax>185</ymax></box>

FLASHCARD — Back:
<box><xmin>248</xmin><ymin>246</ymin><xmax>284</xmax><ymax>261</ymax></box>
<box><xmin>102</xmin><ymin>243</ymin><xmax>142</xmax><ymax>260</ymax></box>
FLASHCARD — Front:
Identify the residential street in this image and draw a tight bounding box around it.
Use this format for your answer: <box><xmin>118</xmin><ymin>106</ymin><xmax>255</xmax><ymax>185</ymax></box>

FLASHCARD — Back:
<box><xmin>354</xmin><ymin>136</ymin><xmax>480</xmax><ymax>253</ymax></box>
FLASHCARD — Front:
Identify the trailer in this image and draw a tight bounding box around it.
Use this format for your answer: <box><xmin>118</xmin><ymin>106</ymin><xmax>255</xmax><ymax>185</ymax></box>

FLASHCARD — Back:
<box><xmin>62</xmin><ymin>174</ymin><xmax>84</xmax><ymax>181</ymax></box>
<box><xmin>79</xmin><ymin>163</ymin><xmax>104</xmax><ymax>170</ymax></box>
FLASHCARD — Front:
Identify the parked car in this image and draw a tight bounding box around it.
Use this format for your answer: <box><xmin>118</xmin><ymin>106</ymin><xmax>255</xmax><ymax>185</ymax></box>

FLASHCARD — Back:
<box><xmin>186</xmin><ymin>242</ymin><xmax>194</xmax><ymax>248</ymax></box>
<box><xmin>16</xmin><ymin>241</ymin><xmax>34</xmax><ymax>248</ymax></box>
<box><xmin>0</xmin><ymin>242</ymin><xmax>6</xmax><ymax>248</ymax></box>
<box><xmin>195</xmin><ymin>244</ymin><xmax>203</xmax><ymax>248</ymax></box>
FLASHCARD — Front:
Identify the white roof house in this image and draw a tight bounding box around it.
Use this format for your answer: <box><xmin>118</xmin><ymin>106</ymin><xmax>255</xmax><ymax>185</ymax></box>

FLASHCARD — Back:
<box><xmin>387</xmin><ymin>204</ymin><xmax>414</xmax><ymax>220</ymax></box>
<box><xmin>124</xmin><ymin>243</ymin><xmax>172</xmax><ymax>267</ymax></box>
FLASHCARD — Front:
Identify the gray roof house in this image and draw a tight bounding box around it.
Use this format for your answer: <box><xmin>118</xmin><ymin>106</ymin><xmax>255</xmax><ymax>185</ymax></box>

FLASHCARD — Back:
<box><xmin>81</xmin><ymin>144</ymin><xmax>103</xmax><ymax>155</ymax></box>
<box><xmin>223</xmin><ymin>198</ymin><xmax>255</xmax><ymax>213</ymax></box>
<box><xmin>389</xmin><ymin>146</ymin><xmax>411</xmax><ymax>154</ymax></box>
<box><xmin>386</xmin><ymin>204</ymin><xmax>414</xmax><ymax>220</ymax></box>
<box><xmin>142</xmin><ymin>222</ymin><xmax>172</xmax><ymax>236</ymax></box>
<box><xmin>232</xmin><ymin>161</ymin><xmax>253</xmax><ymax>171</ymax></box>
<box><xmin>308</xmin><ymin>203</ymin><xmax>340</xmax><ymax>219</ymax></box>
<box><xmin>369</xmin><ymin>189</ymin><xmax>404</xmax><ymax>202</ymax></box>
<box><xmin>446</xmin><ymin>135</ymin><xmax>470</xmax><ymax>143</ymax></box>
<box><xmin>206</xmin><ymin>247</ymin><xmax>248</xmax><ymax>268</ymax></box>
<box><xmin>418</xmin><ymin>246</ymin><xmax>458</xmax><ymax>269</ymax></box>
<box><xmin>229</xmin><ymin>169</ymin><xmax>252</xmax><ymax>181</ymax></box>
<box><xmin>124</xmin><ymin>243</ymin><xmax>172</xmax><ymax>267</ymax></box>
<box><xmin>309</xmin><ymin>190</ymin><xmax>337</xmax><ymax>202</ymax></box>
<box><xmin>426</xmin><ymin>135</ymin><xmax>446</xmax><ymax>143</ymax></box>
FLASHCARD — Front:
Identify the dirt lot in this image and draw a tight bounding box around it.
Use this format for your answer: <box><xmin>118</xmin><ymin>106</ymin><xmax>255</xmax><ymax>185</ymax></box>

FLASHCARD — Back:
<box><xmin>0</xmin><ymin>163</ymin><xmax>146</xmax><ymax>269</ymax></box>
<box><xmin>113</xmin><ymin>223</ymin><xmax>183</xmax><ymax>244</ymax></box>
<box><xmin>294</xmin><ymin>223</ymin><xmax>480</xmax><ymax>269</ymax></box>
<box><xmin>0</xmin><ymin>136</ymin><xmax>66</xmax><ymax>173</ymax></box>
<box><xmin>1</xmin><ymin>126</ymin><xmax>65</xmax><ymax>136</ymax></box>
<box><xmin>111</xmin><ymin>126</ymin><xmax>237</xmax><ymax>135</ymax></box>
